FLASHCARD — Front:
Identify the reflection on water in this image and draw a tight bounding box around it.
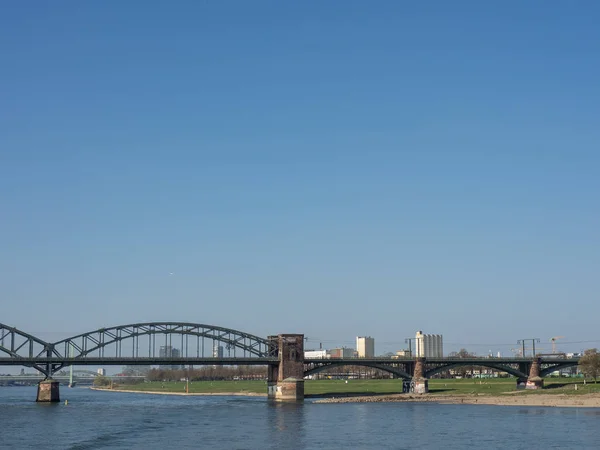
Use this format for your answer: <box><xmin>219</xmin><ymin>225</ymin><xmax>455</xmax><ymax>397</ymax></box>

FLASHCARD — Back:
<box><xmin>268</xmin><ymin>402</ymin><xmax>306</xmax><ymax>448</ymax></box>
<box><xmin>0</xmin><ymin>387</ymin><xmax>599</xmax><ymax>449</ymax></box>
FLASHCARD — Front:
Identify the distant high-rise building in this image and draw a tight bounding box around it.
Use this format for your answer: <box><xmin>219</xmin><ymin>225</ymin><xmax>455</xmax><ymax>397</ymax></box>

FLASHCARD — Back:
<box><xmin>213</xmin><ymin>341</ymin><xmax>224</xmax><ymax>358</ymax></box>
<box><xmin>97</xmin><ymin>368</ymin><xmax>106</xmax><ymax>376</ymax></box>
<box><xmin>414</xmin><ymin>331</ymin><xmax>443</xmax><ymax>357</ymax></box>
<box><xmin>159</xmin><ymin>345</ymin><xmax>182</xmax><ymax>370</ymax></box>
<box><xmin>356</xmin><ymin>336</ymin><xmax>375</xmax><ymax>358</ymax></box>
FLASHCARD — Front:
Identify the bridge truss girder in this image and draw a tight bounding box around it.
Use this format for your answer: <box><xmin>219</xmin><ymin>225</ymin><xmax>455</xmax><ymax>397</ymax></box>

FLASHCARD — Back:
<box><xmin>0</xmin><ymin>322</ymin><xmax>276</xmax><ymax>379</ymax></box>
<box><xmin>0</xmin><ymin>323</ymin><xmax>56</xmax><ymax>376</ymax></box>
<box><xmin>50</xmin><ymin>322</ymin><xmax>273</xmax><ymax>360</ymax></box>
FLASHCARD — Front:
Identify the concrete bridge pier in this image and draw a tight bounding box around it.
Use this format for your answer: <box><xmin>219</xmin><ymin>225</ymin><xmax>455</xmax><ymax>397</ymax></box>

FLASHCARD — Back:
<box><xmin>36</xmin><ymin>380</ymin><xmax>60</xmax><ymax>402</ymax></box>
<box><xmin>267</xmin><ymin>334</ymin><xmax>304</xmax><ymax>401</ymax></box>
<box><xmin>412</xmin><ymin>357</ymin><xmax>428</xmax><ymax>394</ymax></box>
<box><xmin>527</xmin><ymin>358</ymin><xmax>544</xmax><ymax>389</ymax></box>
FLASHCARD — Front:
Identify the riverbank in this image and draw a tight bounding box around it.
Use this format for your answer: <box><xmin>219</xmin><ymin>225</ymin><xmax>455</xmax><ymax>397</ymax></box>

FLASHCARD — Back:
<box><xmin>91</xmin><ymin>387</ymin><xmax>266</xmax><ymax>397</ymax></box>
<box><xmin>95</xmin><ymin>379</ymin><xmax>600</xmax><ymax>407</ymax></box>
<box><xmin>315</xmin><ymin>392</ymin><xmax>600</xmax><ymax>407</ymax></box>
<box><xmin>92</xmin><ymin>386</ymin><xmax>600</xmax><ymax>407</ymax></box>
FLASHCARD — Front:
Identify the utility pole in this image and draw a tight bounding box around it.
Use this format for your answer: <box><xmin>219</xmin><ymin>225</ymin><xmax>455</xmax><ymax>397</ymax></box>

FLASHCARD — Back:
<box><xmin>517</xmin><ymin>338</ymin><xmax>541</xmax><ymax>357</ymax></box>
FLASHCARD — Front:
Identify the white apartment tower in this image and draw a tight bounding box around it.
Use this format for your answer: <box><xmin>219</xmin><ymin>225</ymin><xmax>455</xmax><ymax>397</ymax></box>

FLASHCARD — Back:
<box><xmin>414</xmin><ymin>331</ymin><xmax>443</xmax><ymax>357</ymax></box>
<box><xmin>356</xmin><ymin>336</ymin><xmax>375</xmax><ymax>358</ymax></box>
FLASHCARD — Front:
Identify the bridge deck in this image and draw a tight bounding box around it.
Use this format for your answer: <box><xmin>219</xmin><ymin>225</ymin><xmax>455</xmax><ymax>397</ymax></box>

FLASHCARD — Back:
<box><xmin>304</xmin><ymin>357</ymin><xmax>579</xmax><ymax>364</ymax></box>
<box><xmin>0</xmin><ymin>356</ymin><xmax>578</xmax><ymax>366</ymax></box>
<box><xmin>0</xmin><ymin>357</ymin><xmax>279</xmax><ymax>366</ymax></box>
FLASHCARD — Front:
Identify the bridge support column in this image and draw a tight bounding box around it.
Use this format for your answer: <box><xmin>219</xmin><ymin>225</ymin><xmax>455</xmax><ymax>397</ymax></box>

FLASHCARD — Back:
<box><xmin>267</xmin><ymin>363</ymin><xmax>278</xmax><ymax>400</ymax></box>
<box><xmin>526</xmin><ymin>358</ymin><xmax>544</xmax><ymax>389</ymax></box>
<box><xmin>37</xmin><ymin>380</ymin><xmax>60</xmax><ymax>403</ymax></box>
<box><xmin>412</xmin><ymin>358</ymin><xmax>428</xmax><ymax>394</ymax></box>
<box><xmin>267</xmin><ymin>334</ymin><xmax>304</xmax><ymax>401</ymax></box>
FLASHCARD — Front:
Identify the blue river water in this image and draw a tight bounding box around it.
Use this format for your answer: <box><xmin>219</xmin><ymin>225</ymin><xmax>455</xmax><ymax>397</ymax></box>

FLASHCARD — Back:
<box><xmin>1</xmin><ymin>387</ymin><xmax>599</xmax><ymax>449</ymax></box>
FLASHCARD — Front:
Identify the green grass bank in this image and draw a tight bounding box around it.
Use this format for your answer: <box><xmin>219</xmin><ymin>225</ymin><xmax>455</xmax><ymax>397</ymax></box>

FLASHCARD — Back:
<box><xmin>109</xmin><ymin>378</ymin><xmax>600</xmax><ymax>397</ymax></box>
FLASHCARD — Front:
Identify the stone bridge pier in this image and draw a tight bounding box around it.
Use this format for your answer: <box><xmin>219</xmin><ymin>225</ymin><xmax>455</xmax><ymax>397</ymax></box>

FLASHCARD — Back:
<box><xmin>412</xmin><ymin>357</ymin><xmax>428</xmax><ymax>393</ymax></box>
<box><xmin>36</xmin><ymin>380</ymin><xmax>60</xmax><ymax>402</ymax></box>
<box><xmin>36</xmin><ymin>346</ymin><xmax>60</xmax><ymax>403</ymax></box>
<box><xmin>527</xmin><ymin>358</ymin><xmax>544</xmax><ymax>389</ymax></box>
<box><xmin>267</xmin><ymin>334</ymin><xmax>304</xmax><ymax>401</ymax></box>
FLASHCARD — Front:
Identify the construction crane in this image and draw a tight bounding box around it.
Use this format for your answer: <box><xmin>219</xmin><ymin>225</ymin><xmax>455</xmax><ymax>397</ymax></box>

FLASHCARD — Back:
<box><xmin>550</xmin><ymin>336</ymin><xmax>565</xmax><ymax>354</ymax></box>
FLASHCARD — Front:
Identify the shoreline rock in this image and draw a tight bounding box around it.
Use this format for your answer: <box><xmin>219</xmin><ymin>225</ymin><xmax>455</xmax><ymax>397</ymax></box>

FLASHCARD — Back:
<box><xmin>313</xmin><ymin>393</ymin><xmax>600</xmax><ymax>407</ymax></box>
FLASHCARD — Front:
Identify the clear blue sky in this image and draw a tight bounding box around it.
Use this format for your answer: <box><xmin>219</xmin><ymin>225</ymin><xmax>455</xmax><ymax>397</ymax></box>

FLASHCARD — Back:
<box><xmin>1</xmin><ymin>1</ymin><xmax>599</xmax><ymax>356</ymax></box>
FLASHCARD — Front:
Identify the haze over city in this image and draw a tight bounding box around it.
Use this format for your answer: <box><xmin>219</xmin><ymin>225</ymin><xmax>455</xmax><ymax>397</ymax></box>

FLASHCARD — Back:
<box><xmin>1</xmin><ymin>2</ymin><xmax>599</xmax><ymax>358</ymax></box>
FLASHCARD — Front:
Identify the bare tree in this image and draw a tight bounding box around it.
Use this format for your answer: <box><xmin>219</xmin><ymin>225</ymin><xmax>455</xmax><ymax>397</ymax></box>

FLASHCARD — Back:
<box><xmin>448</xmin><ymin>349</ymin><xmax>473</xmax><ymax>378</ymax></box>
<box><xmin>579</xmin><ymin>348</ymin><xmax>600</xmax><ymax>383</ymax></box>
<box><xmin>93</xmin><ymin>375</ymin><xmax>111</xmax><ymax>387</ymax></box>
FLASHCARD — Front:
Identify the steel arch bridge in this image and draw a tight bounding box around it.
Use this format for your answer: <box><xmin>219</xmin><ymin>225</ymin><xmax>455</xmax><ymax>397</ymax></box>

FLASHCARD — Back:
<box><xmin>0</xmin><ymin>322</ymin><xmax>581</xmax><ymax>382</ymax></box>
<box><xmin>0</xmin><ymin>322</ymin><xmax>276</xmax><ymax>378</ymax></box>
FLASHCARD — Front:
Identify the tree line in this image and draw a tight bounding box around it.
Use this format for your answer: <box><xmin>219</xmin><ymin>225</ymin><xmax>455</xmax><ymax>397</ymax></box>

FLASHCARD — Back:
<box><xmin>146</xmin><ymin>366</ymin><xmax>268</xmax><ymax>382</ymax></box>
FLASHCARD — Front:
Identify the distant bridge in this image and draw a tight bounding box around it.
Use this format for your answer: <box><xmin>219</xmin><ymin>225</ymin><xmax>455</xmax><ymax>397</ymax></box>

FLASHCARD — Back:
<box><xmin>0</xmin><ymin>374</ymin><xmax>145</xmax><ymax>385</ymax></box>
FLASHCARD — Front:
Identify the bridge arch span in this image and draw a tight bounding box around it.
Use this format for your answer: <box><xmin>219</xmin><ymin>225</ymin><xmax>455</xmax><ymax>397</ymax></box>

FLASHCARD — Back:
<box><xmin>425</xmin><ymin>362</ymin><xmax>528</xmax><ymax>379</ymax></box>
<box><xmin>304</xmin><ymin>361</ymin><xmax>412</xmax><ymax>380</ymax></box>
<box><xmin>540</xmin><ymin>361</ymin><xmax>579</xmax><ymax>378</ymax></box>
<box><xmin>51</xmin><ymin>322</ymin><xmax>273</xmax><ymax>359</ymax></box>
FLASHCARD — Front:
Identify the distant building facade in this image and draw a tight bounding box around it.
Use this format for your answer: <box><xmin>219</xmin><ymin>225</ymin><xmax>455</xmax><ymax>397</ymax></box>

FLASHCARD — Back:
<box><xmin>329</xmin><ymin>347</ymin><xmax>356</xmax><ymax>358</ymax></box>
<box><xmin>97</xmin><ymin>368</ymin><xmax>106</xmax><ymax>376</ymax></box>
<box><xmin>394</xmin><ymin>350</ymin><xmax>412</xmax><ymax>358</ymax></box>
<box><xmin>414</xmin><ymin>331</ymin><xmax>443</xmax><ymax>358</ymax></box>
<box><xmin>159</xmin><ymin>345</ymin><xmax>182</xmax><ymax>370</ymax></box>
<box><xmin>304</xmin><ymin>350</ymin><xmax>329</xmax><ymax>359</ymax></box>
<box><xmin>356</xmin><ymin>336</ymin><xmax>375</xmax><ymax>358</ymax></box>
<box><xmin>212</xmin><ymin>342</ymin><xmax>224</xmax><ymax>358</ymax></box>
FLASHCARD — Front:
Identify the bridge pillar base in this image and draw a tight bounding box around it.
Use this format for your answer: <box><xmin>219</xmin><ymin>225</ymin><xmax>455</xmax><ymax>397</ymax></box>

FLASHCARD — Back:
<box><xmin>526</xmin><ymin>377</ymin><xmax>544</xmax><ymax>390</ymax></box>
<box><xmin>267</xmin><ymin>334</ymin><xmax>305</xmax><ymax>401</ymax></box>
<box><xmin>37</xmin><ymin>380</ymin><xmax>60</xmax><ymax>403</ymax></box>
<box><xmin>526</xmin><ymin>358</ymin><xmax>544</xmax><ymax>389</ymax></box>
<box><xmin>271</xmin><ymin>378</ymin><xmax>304</xmax><ymax>402</ymax></box>
<box><xmin>412</xmin><ymin>379</ymin><xmax>429</xmax><ymax>394</ymax></box>
<box><xmin>267</xmin><ymin>382</ymin><xmax>277</xmax><ymax>399</ymax></box>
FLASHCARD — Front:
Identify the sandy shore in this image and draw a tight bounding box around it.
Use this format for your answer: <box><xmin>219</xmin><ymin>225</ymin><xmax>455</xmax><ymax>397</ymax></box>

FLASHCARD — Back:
<box><xmin>315</xmin><ymin>393</ymin><xmax>600</xmax><ymax>407</ymax></box>
<box><xmin>91</xmin><ymin>387</ymin><xmax>266</xmax><ymax>397</ymax></box>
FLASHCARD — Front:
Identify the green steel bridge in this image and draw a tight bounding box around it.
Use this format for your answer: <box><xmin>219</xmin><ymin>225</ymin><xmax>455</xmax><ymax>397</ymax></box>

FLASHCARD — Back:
<box><xmin>0</xmin><ymin>322</ymin><xmax>582</xmax><ymax>401</ymax></box>
<box><xmin>0</xmin><ymin>322</ymin><xmax>581</xmax><ymax>380</ymax></box>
